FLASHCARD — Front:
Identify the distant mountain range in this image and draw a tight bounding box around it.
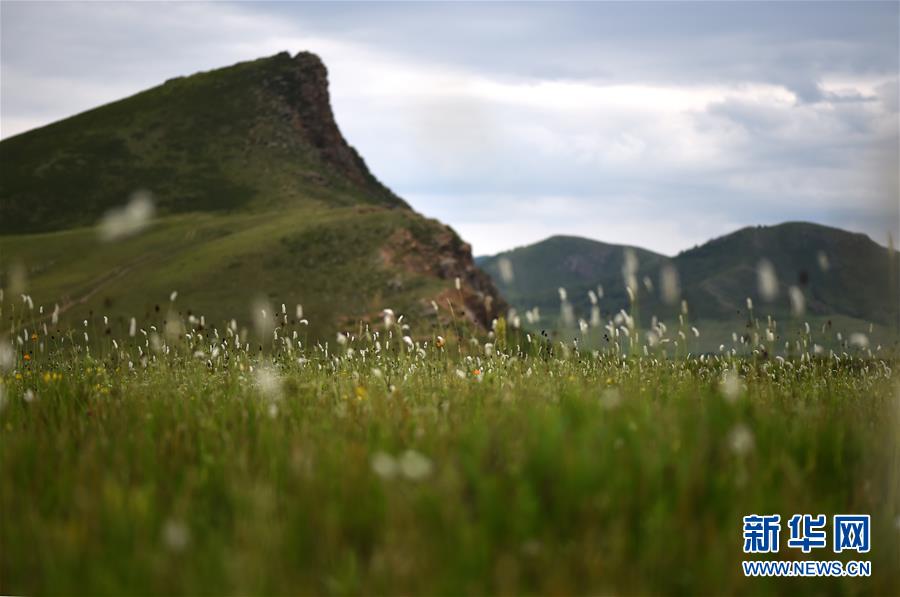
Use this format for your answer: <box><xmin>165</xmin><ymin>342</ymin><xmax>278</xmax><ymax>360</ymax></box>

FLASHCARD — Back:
<box><xmin>0</xmin><ymin>52</ymin><xmax>504</xmax><ymax>337</ymax></box>
<box><xmin>479</xmin><ymin>222</ymin><xmax>900</xmax><ymax>345</ymax></box>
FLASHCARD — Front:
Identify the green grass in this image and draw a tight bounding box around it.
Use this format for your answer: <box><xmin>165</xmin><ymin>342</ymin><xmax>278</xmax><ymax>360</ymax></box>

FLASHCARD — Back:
<box><xmin>0</xmin><ymin>205</ymin><xmax>471</xmax><ymax>342</ymax></box>
<box><xmin>1</xmin><ymin>307</ymin><xmax>898</xmax><ymax>595</ymax></box>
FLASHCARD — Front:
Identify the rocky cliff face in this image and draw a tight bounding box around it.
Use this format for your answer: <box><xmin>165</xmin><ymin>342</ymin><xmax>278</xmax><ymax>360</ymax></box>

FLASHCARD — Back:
<box><xmin>379</xmin><ymin>217</ymin><xmax>508</xmax><ymax>328</ymax></box>
<box><xmin>259</xmin><ymin>52</ymin><xmax>408</xmax><ymax>207</ymax></box>
<box><xmin>267</xmin><ymin>51</ymin><xmax>507</xmax><ymax>329</ymax></box>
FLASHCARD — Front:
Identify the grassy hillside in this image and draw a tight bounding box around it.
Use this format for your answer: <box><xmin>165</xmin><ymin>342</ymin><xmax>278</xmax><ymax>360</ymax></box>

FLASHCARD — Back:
<box><xmin>0</xmin><ymin>52</ymin><xmax>404</xmax><ymax>234</ymax></box>
<box><xmin>3</xmin><ymin>206</ymin><xmax>499</xmax><ymax>340</ymax></box>
<box><xmin>480</xmin><ymin>223</ymin><xmax>900</xmax><ymax>351</ymax></box>
<box><xmin>675</xmin><ymin>222</ymin><xmax>899</xmax><ymax>324</ymax></box>
<box><xmin>0</xmin><ymin>52</ymin><xmax>504</xmax><ymax>336</ymax></box>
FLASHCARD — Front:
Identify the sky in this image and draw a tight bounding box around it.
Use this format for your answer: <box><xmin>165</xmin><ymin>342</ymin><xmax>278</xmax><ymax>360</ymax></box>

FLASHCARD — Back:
<box><xmin>2</xmin><ymin>1</ymin><xmax>898</xmax><ymax>256</ymax></box>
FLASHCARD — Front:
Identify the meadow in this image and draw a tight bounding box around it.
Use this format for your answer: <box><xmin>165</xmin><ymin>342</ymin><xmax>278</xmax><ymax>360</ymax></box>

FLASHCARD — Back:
<box><xmin>1</xmin><ymin>293</ymin><xmax>898</xmax><ymax>596</ymax></box>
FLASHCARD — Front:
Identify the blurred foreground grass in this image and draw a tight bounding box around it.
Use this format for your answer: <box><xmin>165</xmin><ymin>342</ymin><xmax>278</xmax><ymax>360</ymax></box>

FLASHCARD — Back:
<box><xmin>1</xmin><ymin>338</ymin><xmax>898</xmax><ymax>595</ymax></box>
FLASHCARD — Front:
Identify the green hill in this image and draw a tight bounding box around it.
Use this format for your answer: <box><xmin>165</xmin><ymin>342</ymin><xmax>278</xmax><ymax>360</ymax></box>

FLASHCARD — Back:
<box><xmin>0</xmin><ymin>51</ymin><xmax>504</xmax><ymax>337</ymax></box>
<box><xmin>477</xmin><ymin>235</ymin><xmax>666</xmax><ymax>322</ymax></box>
<box><xmin>480</xmin><ymin>223</ymin><xmax>900</xmax><ymax>350</ymax></box>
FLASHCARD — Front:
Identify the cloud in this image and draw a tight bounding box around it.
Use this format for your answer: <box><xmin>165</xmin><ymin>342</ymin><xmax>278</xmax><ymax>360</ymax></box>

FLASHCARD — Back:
<box><xmin>1</xmin><ymin>1</ymin><xmax>897</xmax><ymax>254</ymax></box>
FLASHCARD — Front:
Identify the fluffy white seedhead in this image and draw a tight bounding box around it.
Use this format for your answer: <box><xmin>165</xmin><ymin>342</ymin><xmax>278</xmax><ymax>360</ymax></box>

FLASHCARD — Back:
<box><xmin>729</xmin><ymin>424</ymin><xmax>755</xmax><ymax>457</ymax></box>
<box><xmin>371</xmin><ymin>452</ymin><xmax>398</xmax><ymax>479</ymax></box>
<box><xmin>622</xmin><ymin>249</ymin><xmax>638</xmax><ymax>294</ymax></box>
<box><xmin>251</xmin><ymin>297</ymin><xmax>275</xmax><ymax>339</ymax></box>
<box><xmin>849</xmin><ymin>333</ymin><xmax>869</xmax><ymax>349</ymax></box>
<box><xmin>560</xmin><ymin>301</ymin><xmax>575</xmax><ymax>327</ymax></box>
<box><xmin>98</xmin><ymin>190</ymin><xmax>155</xmax><ymax>242</ymax></box>
<box><xmin>788</xmin><ymin>286</ymin><xmax>805</xmax><ymax>317</ymax></box>
<box><xmin>757</xmin><ymin>259</ymin><xmax>778</xmax><ymax>301</ymax></box>
<box><xmin>162</xmin><ymin>518</ymin><xmax>191</xmax><ymax>552</ymax></box>
<box><xmin>497</xmin><ymin>257</ymin><xmax>514</xmax><ymax>284</ymax></box>
<box><xmin>720</xmin><ymin>370</ymin><xmax>744</xmax><ymax>403</ymax></box>
<box><xmin>0</xmin><ymin>341</ymin><xmax>13</xmax><ymax>372</ymax></box>
<box><xmin>660</xmin><ymin>264</ymin><xmax>681</xmax><ymax>305</ymax></box>
<box><xmin>399</xmin><ymin>450</ymin><xmax>433</xmax><ymax>480</ymax></box>
<box><xmin>254</xmin><ymin>364</ymin><xmax>282</xmax><ymax>400</ymax></box>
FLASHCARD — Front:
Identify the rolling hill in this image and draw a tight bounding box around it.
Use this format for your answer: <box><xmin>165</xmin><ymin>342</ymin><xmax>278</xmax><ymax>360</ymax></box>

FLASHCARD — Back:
<box><xmin>0</xmin><ymin>51</ymin><xmax>504</xmax><ymax>338</ymax></box>
<box><xmin>480</xmin><ymin>222</ymin><xmax>900</xmax><ymax>349</ymax></box>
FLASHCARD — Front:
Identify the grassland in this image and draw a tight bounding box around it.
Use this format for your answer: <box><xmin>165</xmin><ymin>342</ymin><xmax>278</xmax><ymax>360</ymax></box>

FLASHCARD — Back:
<box><xmin>1</xmin><ymin>301</ymin><xmax>898</xmax><ymax>595</ymax></box>
<box><xmin>0</xmin><ymin>205</ymin><xmax>477</xmax><ymax>342</ymax></box>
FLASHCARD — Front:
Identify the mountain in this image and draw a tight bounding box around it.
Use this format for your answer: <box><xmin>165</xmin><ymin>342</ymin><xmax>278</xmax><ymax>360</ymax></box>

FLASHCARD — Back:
<box><xmin>480</xmin><ymin>222</ymin><xmax>900</xmax><ymax>346</ymax></box>
<box><xmin>672</xmin><ymin>222</ymin><xmax>898</xmax><ymax>324</ymax></box>
<box><xmin>0</xmin><ymin>51</ymin><xmax>504</xmax><ymax>337</ymax></box>
<box><xmin>478</xmin><ymin>235</ymin><xmax>666</xmax><ymax>320</ymax></box>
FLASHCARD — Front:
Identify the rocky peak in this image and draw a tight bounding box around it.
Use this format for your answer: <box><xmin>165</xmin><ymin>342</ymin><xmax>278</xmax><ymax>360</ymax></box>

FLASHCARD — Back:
<box><xmin>260</xmin><ymin>51</ymin><xmax>408</xmax><ymax>207</ymax></box>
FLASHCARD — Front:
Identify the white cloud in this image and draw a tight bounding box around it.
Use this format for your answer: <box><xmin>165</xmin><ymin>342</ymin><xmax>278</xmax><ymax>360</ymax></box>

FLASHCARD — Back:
<box><xmin>1</xmin><ymin>2</ymin><xmax>897</xmax><ymax>254</ymax></box>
